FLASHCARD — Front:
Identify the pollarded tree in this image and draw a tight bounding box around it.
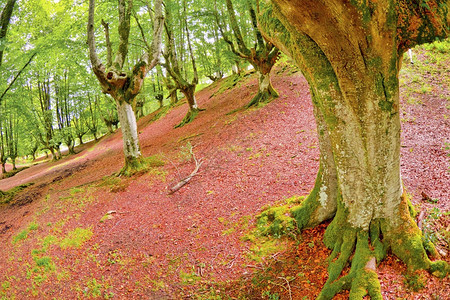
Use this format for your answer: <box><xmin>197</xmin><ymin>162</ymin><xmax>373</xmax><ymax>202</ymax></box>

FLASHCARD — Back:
<box><xmin>215</xmin><ymin>0</ymin><xmax>280</xmax><ymax>107</ymax></box>
<box><xmin>87</xmin><ymin>0</ymin><xmax>164</xmax><ymax>174</ymax></box>
<box><xmin>162</xmin><ymin>0</ymin><xmax>204</xmax><ymax>128</ymax></box>
<box><xmin>258</xmin><ymin>0</ymin><xmax>448</xmax><ymax>298</ymax></box>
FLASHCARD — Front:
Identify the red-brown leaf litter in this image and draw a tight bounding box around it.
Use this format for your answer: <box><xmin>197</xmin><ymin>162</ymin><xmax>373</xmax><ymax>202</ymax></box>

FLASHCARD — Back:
<box><xmin>0</xmin><ymin>56</ymin><xmax>449</xmax><ymax>299</ymax></box>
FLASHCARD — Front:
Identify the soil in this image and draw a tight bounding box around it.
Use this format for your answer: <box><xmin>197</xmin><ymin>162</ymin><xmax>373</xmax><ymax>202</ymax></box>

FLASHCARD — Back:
<box><xmin>0</xmin><ymin>53</ymin><xmax>449</xmax><ymax>299</ymax></box>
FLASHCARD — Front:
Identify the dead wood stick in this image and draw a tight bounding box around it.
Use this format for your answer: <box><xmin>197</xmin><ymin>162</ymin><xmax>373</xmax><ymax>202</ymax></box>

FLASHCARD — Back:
<box><xmin>278</xmin><ymin>276</ymin><xmax>293</xmax><ymax>300</ymax></box>
<box><xmin>168</xmin><ymin>160</ymin><xmax>203</xmax><ymax>194</ymax></box>
<box><xmin>417</xmin><ymin>210</ymin><xmax>426</xmax><ymax>231</ymax></box>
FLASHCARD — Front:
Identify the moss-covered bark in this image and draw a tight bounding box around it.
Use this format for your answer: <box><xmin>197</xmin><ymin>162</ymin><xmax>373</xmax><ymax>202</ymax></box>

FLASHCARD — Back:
<box><xmin>257</xmin><ymin>0</ymin><xmax>449</xmax><ymax>298</ymax></box>
<box><xmin>246</xmin><ymin>71</ymin><xmax>279</xmax><ymax>108</ymax></box>
<box><xmin>174</xmin><ymin>85</ymin><xmax>204</xmax><ymax>128</ymax></box>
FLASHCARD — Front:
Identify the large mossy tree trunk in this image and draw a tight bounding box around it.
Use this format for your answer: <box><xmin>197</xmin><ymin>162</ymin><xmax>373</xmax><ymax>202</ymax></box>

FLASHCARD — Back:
<box><xmin>259</xmin><ymin>0</ymin><xmax>449</xmax><ymax>298</ymax></box>
<box><xmin>174</xmin><ymin>84</ymin><xmax>201</xmax><ymax>128</ymax></box>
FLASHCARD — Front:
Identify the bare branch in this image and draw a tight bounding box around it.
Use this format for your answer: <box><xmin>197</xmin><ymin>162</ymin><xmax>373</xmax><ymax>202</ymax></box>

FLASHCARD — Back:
<box><xmin>183</xmin><ymin>0</ymin><xmax>198</xmax><ymax>84</ymax></box>
<box><xmin>126</xmin><ymin>0</ymin><xmax>164</xmax><ymax>98</ymax></box>
<box><xmin>225</xmin><ymin>0</ymin><xmax>250</xmax><ymax>56</ymax></box>
<box><xmin>132</xmin><ymin>11</ymin><xmax>151</xmax><ymax>51</ymax></box>
<box><xmin>0</xmin><ymin>52</ymin><xmax>36</xmax><ymax>104</ymax></box>
<box><xmin>168</xmin><ymin>146</ymin><xmax>203</xmax><ymax>194</ymax></box>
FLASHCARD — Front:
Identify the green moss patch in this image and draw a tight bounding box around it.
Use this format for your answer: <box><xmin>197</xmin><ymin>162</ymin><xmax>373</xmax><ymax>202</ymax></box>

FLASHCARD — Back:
<box><xmin>59</xmin><ymin>227</ymin><xmax>93</xmax><ymax>249</ymax></box>
<box><xmin>0</xmin><ymin>183</ymin><xmax>34</xmax><ymax>205</ymax></box>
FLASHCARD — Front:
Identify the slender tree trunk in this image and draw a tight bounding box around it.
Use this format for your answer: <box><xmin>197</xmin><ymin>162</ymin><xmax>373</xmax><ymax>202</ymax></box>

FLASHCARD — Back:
<box><xmin>116</xmin><ymin>100</ymin><xmax>141</xmax><ymax>168</ymax></box>
<box><xmin>0</xmin><ymin>0</ymin><xmax>17</xmax><ymax>67</ymax></box>
<box><xmin>56</xmin><ymin>146</ymin><xmax>62</xmax><ymax>160</ymax></box>
<box><xmin>104</xmin><ymin>121</ymin><xmax>114</xmax><ymax>134</ymax></box>
<box><xmin>1</xmin><ymin>163</ymin><xmax>5</xmax><ymax>174</ymax></box>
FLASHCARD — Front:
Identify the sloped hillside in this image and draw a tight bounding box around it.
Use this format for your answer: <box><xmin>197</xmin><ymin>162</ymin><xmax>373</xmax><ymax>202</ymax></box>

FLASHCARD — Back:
<box><xmin>0</xmin><ymin>53</ymin><xmax>448</xmax><ymax>299</ymax></box>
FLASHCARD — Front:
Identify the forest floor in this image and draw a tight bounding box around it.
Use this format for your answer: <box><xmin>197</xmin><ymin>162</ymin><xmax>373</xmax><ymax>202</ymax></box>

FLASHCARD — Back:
<box><xmin>0</xmin><ymin>46</ymin><xmax>449</xmax><ymax>299</ymax></box>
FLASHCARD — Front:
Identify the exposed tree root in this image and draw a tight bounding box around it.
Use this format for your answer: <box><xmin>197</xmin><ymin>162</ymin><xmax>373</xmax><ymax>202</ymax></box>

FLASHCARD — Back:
<box><xmin>246</xmin><ymin>85</ymin><xmax>279</xmax><ymax>108</ymax></box>
<box><xmin>260</xmin><ymin>191</ymin><xmax>449</xmax><ymax>299</ymax></box>
<box><xmin>174</xmin><ymin>108</ymin><xmax>205</xmax><ymax>128</ymax></box>
<box><xmin>118</xmin><ymin>155</ymin><xmax>165</xmax><ymax>177</ymax></box>
<box><xmin>316</xmin><ymin>195</ymin><xmax>447</xmax><ymax>299</ymax></box>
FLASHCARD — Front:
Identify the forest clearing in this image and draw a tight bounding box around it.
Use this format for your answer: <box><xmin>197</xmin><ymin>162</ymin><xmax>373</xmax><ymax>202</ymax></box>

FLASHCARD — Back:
<box><xmin>1</xmin><ymin>0</ymin><xmax>449</xmax><ymax>299</ymax></box>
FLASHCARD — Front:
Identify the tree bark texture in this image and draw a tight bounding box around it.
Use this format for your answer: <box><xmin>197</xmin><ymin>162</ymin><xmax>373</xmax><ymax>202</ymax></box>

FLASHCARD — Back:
<box><xmin>258</xmin><ymin>0</ymin><xmax>448</xmax><ymax>298</ymax></box>
<box><xmin>117</xmin><ymin>101</ymin><xmax>141</xmax><ymax>163</ymax></box>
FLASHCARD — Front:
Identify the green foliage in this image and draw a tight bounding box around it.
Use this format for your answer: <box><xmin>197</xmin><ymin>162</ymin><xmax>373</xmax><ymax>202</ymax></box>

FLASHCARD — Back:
<box><xmin>179</xmin><ymin>270</ymin><xmax>201</xmax><ymax>285</ymax></box>
<box><xmin>119</xmin><ymin>154</ymin><xmax>165</xmax><ymax>177</ymax></box>
<box><xmin>254</xmin><ymin>195</ymin><xmax>304</xmax><ymax>239</ymax></box>
<box><xmin>262</xmin><ymin>291</ymin><xmax>280</xmax><ymax>300</ymax></box>
<box><xmin>82</xmin><ymin>277</ymin><xmax>114</xmax><ymax>299</ymax></box>
<box><xmin>421</xmin><ymin>39</ymin><xmax>450</xmax><ymax>53</ymax></box>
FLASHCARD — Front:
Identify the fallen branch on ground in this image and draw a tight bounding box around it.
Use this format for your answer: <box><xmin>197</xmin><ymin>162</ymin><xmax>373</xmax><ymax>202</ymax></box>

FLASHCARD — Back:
<box><xmin>168</xmin><ymin>145</ymin><xmax>203</xmax><ymax>194</ymax></box>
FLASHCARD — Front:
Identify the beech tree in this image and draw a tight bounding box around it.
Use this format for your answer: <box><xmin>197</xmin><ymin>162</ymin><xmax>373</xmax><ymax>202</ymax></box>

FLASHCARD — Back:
<box><xmin>258</xmin><ymin>0</ymin><xmax>449</xmax><ymax>298</ymax></box>
<box><xmin>162</xmin><ymin>0</ymin><xmax>203</xmax><ymax>128</ymax></box>
<box><xmin>215</xmin><ymin>0</ymin><xmax>280</xmax><ymax>107</ymax></box>
<box><xmin>87</xmin><ymin>0</ymin><xmax>164</xmax><ymax>174</ymax></box>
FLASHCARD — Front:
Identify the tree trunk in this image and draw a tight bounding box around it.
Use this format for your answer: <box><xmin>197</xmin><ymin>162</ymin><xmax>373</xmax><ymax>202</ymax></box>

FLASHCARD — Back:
<box><xmin>169</xmin><ymin>90</ymin><xmax>178</xmax><ymax>105</ymax></box>
<box><xmin>0</xmin><ymin>0</ymin><xmax>17</xmax><ymax>67</ymax></box>
<box><xmin>175</xmin><ymin>84</ymin><xmax>202</xmax><ymax>128</ymax></box>
<box><xmin>56</xmin><ymin>146</ymin><xmax>62</xmax><ymax>160</ymax></box>
<box><xmin>116</xmin><ymin>100</ymin><xmax>142</xmax><ymax>173</ymax></box>
<box><xmin>49</xmin><ymin>147</ymin><xmax>57</xmax><ymax>161</ymax></box>
<box><xmin>258</xmin><ymin>1</ymin><xmax>448</xmax><ymax>298</ymax></box>
<box><xmin>1</xmin><ymin>163</ymin><xmax>5</xmax><ymax>174</ymax></box>
<box><xmin>246</xmin><ymin>70</ymin><xmax>278</xmax><ymax>108</ymax></box>
<box><xmin>104</xmin><ymin>121</ymin><xmax>114</xmax><ymax>134</ymax></box>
